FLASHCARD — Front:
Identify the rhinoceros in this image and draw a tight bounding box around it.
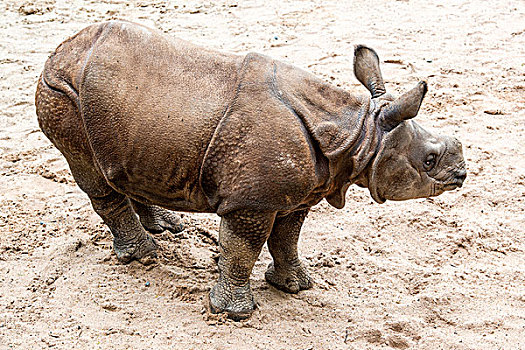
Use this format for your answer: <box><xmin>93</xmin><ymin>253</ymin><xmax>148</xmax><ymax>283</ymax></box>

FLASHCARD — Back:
<box><xmin>36</xmin><ymin>21</ymin><xmax>466</xmax><ymax>320</ymax></box>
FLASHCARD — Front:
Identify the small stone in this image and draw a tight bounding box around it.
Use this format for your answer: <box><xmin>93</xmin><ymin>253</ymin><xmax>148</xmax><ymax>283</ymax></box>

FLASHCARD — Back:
<box><xmin>145</xmin><ymin>281</ymin><xmax>150</xmax><ymax>287</ymax></box>
<box><xmin>386</xmin><ymin>335</ymin><xmax>410</xmax><ymax>349</ymax></box>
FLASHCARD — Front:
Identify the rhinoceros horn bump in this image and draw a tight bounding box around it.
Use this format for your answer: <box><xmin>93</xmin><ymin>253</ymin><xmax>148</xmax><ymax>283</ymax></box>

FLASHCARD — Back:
<box><xmin>380</xmin><ymin>81</ymin><xmax>428</xmax><ymax>131</ymax></box>
<box><xmin>353</xmin><ymin>45</ymin><xmax>386</xmax><ymax>99</ymax></box>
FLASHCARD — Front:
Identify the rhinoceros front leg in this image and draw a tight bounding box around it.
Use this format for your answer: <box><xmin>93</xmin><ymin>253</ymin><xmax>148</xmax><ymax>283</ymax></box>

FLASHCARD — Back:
<box><xmin>265</xmin><ymin>209</ymin><xmax>313</xmax><ymax>293</ymax></box>
<box><xmin>130</xmin><ymin>200</ymin><xmax>184</xmax><ymax>234</ymax></box>
<box><xmin>209</xmin><ymin>210</ymin><xmax>276</xmax><ymax>320</ymax></box>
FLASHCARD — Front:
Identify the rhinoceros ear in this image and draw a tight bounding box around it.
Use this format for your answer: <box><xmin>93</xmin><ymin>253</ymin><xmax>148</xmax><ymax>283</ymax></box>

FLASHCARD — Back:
<box><xmin>380</xmin><ymin>81</ymin><xmax>428</xmax><ymax>131</ymax></box>
<box><xmin>354</xmin><ymin>45</ymin><xmax>386</xmax><ymax>99</ymax></box>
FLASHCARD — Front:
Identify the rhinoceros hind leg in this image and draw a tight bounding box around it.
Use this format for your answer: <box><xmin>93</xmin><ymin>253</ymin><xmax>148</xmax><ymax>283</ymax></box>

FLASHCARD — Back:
<box><xmin>265</xmin><ymin>261</ymin><xmax>313</xmax><ymax>294</ymax></box>
<box><xmin>265</xmin><ymin>209</ymin><xmax>313</xmax><ymax>293</ymax></box>
<box><xmin>130</xmin><ymin>200</ymin><xmax>184</xmax><ymax>234</ymax></box>
<box><xmin>209</xmin><ymin>210</ymin><xmax>276</xmax><ymax>320</ymax></box>
<box><xmin>71</xmin><ymin>168</ymin><xmax>159</xmax><ymax>265</ymax></box>
<box><xmin>89</xmin><ymin>191</ymin><xmax>158</xmax><ymax>265</ymax></box>
<box><xmin>36</xmin><ymin>76</ymin><xmax>157</xmax><ymax>265</ymax></box>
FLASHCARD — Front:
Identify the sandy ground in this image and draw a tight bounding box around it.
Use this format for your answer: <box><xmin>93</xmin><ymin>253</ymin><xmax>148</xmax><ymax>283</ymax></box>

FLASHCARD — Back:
<box><xmin>1</xmin><ymin>0</ymin><xmax>524</xmax><ymax>349</ymax></box>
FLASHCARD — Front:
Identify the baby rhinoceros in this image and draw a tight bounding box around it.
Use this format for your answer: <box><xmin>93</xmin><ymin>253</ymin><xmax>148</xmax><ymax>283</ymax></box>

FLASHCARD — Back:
<box><xmin>36</xmin><ymin>21</ymin><xmax>466</xmax><ymax>320</ymax></box>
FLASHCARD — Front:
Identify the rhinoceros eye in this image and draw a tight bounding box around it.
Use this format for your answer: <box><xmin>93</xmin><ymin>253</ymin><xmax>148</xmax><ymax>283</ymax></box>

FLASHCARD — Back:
<box><xmin>423</xmin><ymin>153</ymin><xmax>437</xmax><ymax>171</ymax></box>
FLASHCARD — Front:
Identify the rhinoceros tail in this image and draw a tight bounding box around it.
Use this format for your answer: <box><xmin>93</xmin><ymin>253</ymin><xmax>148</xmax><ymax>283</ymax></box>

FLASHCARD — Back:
<box><xmin>35</xmin><ymin>23</ymin><xmax>109</xmax><ymax>158</ymax></box>
<box><xmin>39</xmin><ymin>22</ymin><xmax>109</xmax><ymax>111</ymax></box>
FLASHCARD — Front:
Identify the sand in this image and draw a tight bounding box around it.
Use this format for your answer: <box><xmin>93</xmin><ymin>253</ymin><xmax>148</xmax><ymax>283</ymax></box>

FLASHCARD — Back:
<box><xmin>1</xmin><ymin>0</ymin><xmax>524</xmax><ymax>349</ymax></box>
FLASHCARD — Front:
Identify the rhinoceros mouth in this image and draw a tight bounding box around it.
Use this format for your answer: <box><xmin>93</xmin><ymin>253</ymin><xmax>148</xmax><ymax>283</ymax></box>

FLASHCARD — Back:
<box><xmin>430</xmin><ymin>159</ymin><xmax>466</xmax><ymax>195</ymax></box>
<box><xmin>443</xmin><ymin>181</ymin><xmax>462</xmax><ymax>190</ymax></box>
<box><xmin>431</xmin><ymin>178</ymin><xmax>463</xmax><ymax>196</ymax></box>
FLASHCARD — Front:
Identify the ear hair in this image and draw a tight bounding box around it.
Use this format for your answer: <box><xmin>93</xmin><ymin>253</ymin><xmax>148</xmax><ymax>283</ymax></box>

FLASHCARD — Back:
<box><xmin>353</xmin><ymin>45</ymin><xmax>386</xmax><ymax>99</ymax></box>
<box><xmin>380</xmin><ymin>81</ymin><xmax>428</xmax><ymax>131</ymax></box>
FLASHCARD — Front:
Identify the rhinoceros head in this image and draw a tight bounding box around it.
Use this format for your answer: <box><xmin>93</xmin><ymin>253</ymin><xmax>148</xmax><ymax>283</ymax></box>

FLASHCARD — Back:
<box><xmin>353</xmin><ymin>45</ymin><xmax>466</xmax><ymax>203</ymax></box>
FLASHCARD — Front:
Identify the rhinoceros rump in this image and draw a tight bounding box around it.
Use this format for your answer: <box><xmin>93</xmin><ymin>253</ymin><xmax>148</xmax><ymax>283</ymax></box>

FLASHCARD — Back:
<box><xmin>36</xmin><ymin>21</ymin><xmax>466</xmax><ymax>320</ymax></box>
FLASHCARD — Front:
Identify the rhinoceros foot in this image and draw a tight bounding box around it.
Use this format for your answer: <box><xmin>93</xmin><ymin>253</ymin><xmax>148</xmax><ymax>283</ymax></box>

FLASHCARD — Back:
<box><xmin>113</xmin><ymin>234</ymin><xmax>159</xmax><ymax>265</ymax></box>
<box><xmin>265</xmin><ymin>261</ymin><xmax>313</xmax><ymax>294</ymax></box>
<box><xmin>131</xmin><ymin>202</ymin><xmax>184</xmax><ymax>234</ymax></box>
<box><xmin>140</xmin><ymin>210</ymin><xmax>183</xmax><ymax>234</ymax></box>
<box><xmin>208</xmin><ymin>279</ymin><xmax>256</xmax><ymax>321</ymax></box>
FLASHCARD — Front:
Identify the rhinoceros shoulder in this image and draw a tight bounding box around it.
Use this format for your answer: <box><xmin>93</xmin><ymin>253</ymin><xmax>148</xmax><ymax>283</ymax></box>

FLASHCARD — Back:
<box><xmin>201</xmin><ymin>53</ymin><xmax>325</xmax><ymax>215</ymax></box>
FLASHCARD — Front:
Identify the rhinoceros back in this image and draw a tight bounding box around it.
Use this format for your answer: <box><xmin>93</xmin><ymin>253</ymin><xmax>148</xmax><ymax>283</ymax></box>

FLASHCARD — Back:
<box><xmin>48</xmin><ymin>21</ymin><xmax>242</xmax><ymax>210</ymax></box>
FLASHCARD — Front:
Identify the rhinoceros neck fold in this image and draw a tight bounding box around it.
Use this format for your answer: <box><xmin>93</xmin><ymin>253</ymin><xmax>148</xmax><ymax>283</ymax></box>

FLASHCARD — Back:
<box><xmin>274</xmin><ymin>61</ymin><xmax>380</xmax><ymax>208</ymax></box>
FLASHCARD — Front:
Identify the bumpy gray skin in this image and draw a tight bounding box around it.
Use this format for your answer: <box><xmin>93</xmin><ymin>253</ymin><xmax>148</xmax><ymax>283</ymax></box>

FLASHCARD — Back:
<box><xmin>36</xmin><ymin>21</ymin><xmax>466</xmax><ymax>320</ymax></box>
